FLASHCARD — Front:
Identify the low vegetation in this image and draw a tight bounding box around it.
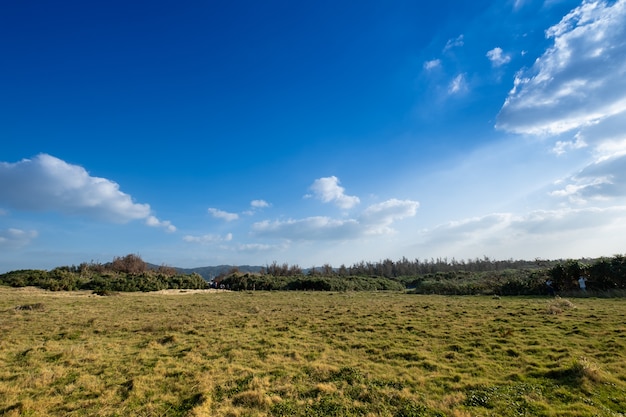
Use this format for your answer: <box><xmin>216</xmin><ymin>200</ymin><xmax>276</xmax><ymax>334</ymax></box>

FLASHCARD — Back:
<box><xmin>2</xmin><ymin>254</ymin><xmax>626</xmax><ymax>296</ymax></box>
<box><xmin>0</xmin><ymin>287</ymin><xmax>624</xmax><ymax>416</ymax></box>
<box><xmin>0</xmin><ymin>255</ymin><xmax>209</xmax><ymax>292</ymax></box>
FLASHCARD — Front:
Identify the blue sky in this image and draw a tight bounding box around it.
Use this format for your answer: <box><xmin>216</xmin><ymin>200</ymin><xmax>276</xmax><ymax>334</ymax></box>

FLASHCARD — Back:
<box><xmin>2</xmin><ymin>0</ymin><xmax>626</xmax><ymax>272</ymax></box>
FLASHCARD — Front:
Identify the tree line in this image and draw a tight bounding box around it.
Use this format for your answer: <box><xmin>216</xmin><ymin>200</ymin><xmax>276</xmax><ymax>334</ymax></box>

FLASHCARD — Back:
<box><xmin>548</xmin><ymin>256</ymin><xmax>626</xmax><ymax>292</ymax></box>
<box><xmin>219</xmin><ymin>255</ymin><xmax>626</xmax><ymax>295</ymax></box>
<box><xmin>218</xmin><ymin>273</ymin><xmax>404</xmax><ymax>292</ymax></box>
<box><xmin>1</xmin><ymin>254</ymin><xmax>626</xmax><ymax>295</ymax></box>
<box><xmin>0</xmin><ymin>254</ymin><xmax>208</xmax><ymax>292</ymax></box>
<box><xmin>258</xmin><ymin>256</ymin><xmax>550</xmax><ymax>279</ymax></box>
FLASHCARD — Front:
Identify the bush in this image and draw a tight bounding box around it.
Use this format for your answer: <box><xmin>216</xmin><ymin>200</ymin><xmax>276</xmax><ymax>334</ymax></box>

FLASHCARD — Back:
<box><xmin>109</xmin><ymin>254</ymin><xmax>147</xmax><ymax>274</ymax></box>
<box><xmin>93</xmin><ymin>290</ymin><xmax>119</xmax><ymax>296</ymax></box>
<box><xmin>14</xmin><ymin>303</ymin><xmax>45</xmax><ymax>311</ymax></box>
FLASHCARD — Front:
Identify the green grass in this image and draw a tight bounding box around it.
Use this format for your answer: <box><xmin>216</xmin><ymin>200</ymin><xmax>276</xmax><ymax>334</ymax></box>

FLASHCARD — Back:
<box><xmin>1</xmin><ymin>287</ymin><xmax>625</xmax><ymax>416</ymax></box>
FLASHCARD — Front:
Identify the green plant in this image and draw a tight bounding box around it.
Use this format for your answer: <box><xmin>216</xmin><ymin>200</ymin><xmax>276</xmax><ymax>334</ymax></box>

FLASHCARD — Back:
<box><xmin>0</xmin><ymin>288</ymin><xmax>624</xmax><ymax>416</ymax></box>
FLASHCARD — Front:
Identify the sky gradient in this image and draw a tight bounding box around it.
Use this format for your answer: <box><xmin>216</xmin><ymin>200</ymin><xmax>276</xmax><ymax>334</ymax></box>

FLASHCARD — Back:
<box><xmin>2</xmin><ymin>0</ymin><xmax>626</xmax><ymax>272</ymax></box>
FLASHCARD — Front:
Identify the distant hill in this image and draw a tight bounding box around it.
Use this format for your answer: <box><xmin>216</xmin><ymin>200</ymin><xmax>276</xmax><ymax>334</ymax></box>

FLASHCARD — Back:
<box><xmin>147</xmin><ymin>264</ymin><xmax>263</xmax><ymax>280</ymax></box>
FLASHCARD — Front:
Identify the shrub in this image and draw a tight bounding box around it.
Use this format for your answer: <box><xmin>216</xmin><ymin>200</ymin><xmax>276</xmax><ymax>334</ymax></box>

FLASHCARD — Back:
<box><xmin>109</xmin><ymin>254</ymin><xmax>147</xmax><ymax>274</ymax></box>
<box><xmin>14</xmin><ymin>303</ymin><xmax>45</xmax><ymax>311</ymax></box>
<box><xmin>93</xmin><ymin>290</ymin><xmax>119</xmax><ymax>296</ymax></box>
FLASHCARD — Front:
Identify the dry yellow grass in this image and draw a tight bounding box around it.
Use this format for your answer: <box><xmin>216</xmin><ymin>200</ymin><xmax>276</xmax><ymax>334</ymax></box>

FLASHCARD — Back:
<box><xmin>0</xmin><ymin>287</ymin><xmax>625</xmax><ymax>416</ymax></box>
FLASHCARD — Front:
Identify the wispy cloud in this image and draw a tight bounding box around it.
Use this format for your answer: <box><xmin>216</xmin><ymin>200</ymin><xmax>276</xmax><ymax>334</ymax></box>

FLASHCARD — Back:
<box><xmin>513</xmin><ymin>0</ymin><xmax>528</xmax><ymax>11</ymax></box>
<box><xmin>307</xmin><ymin>176</ymin><xmax>360</xmax><ymax>209</ymax></box>
<box><xmin>243</xmin><ymin>199</ymin><xmax>271</xmax><ymax>215</ymax></box>
<box><xmin>208</xmin><ymin>207</ymin><xmax>239</xmax><ymax>221</ymax></box>
<box><xmin>550</xmin><ymin>154</ymin><xmax>626</xmax><ymax>203</ymax></box>
<box><xmin>252</xmin><ymin>217</ymin><xmax>361</xmax><ymax>241</ymax></box>
<box><xmin>360</xmin><ymin>199</ymin><xmax>420</xmax><ymax>235</ymax></box>
<box><xmin>552</xmin><ymin>133</ymin><xmax>587</xmax><ymax>155</ymax></box>
<box><xmin>577</xmin><ymin>113</ymin><xmax>626</xmax><ymax>161</ymax></box>
<box><xmin>486</xmin><ymin>47</ymin><xmax>511</xmax><ymax>66</ymax></box>
<box><xmin>254</xmin><ymin>178</ymin><xmax>419</xmax><ymax>241</ymax></box>
<box><xmin>443</xmin><ymin>34</ymin><xmax>464</xmax><ymax>52</ymax></box>
<box><xmin>423</xmin><ymin>213</ymin><xmax>513</xmax><ymax>246</ymax></box>
<box><xmin>146</xmin><ymin>216</ymin><xmax>176</xmax><ymax>232</ymax></box>
<box><xmin>448</xmin><ymin>74</ymin><xmax>467</xmax><ymax>95</ymax></box>
<box><xmin>235</xmin><ymin>242</ymin><xmax>282</xmax><ymax>252</ymax></box>
<box><xmin>0</xmin><ymin>228</ymin><xmax>38</xmax><ymax>249</ymax></box>
<box><xmin>423</xmin><ymin>59</ymin><xmax>441</xmax><ymax>70</ymax></box>
<box><xmin>0</xmin><ymin>154</ymin><xmax>174</xmax><ymax>230</ymax></box>
<box><xmin>183</xmin><ymin>232</ymin><xmax>233</xmax><ymax>243</ymax></box>
<box><xmin>496</xmin><ymin>0</ymin><xmax>626</xmax><ymax>136</ymax></box>
<box><xmin>250</xmin><ymin>199</ymin><xmax>270</xmax><ymax>208</ymax></box>
<box><xmin>492</xmin><ymin>0</ymin><xmax>626</xmax><ymax>237</ymax></box>
<box><xmin>418</xmin><ymin>206</ymin><xmax>626</xmax><ymax>259</ymax></box>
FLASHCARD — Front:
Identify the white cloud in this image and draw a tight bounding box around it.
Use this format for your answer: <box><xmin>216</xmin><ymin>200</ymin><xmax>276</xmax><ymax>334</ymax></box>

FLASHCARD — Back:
<box><xmin>594</xmin><ymin>137</ymin><xmax>626</xmax><ymax>161</ymax></box>
<box><xmin>423</xmin><ymin>213</ymin><xmax>513</xmax><ymax>246</ymax></box>
<box><xmin>243</xmin><ymin>200</ymin><xmax>272</xmax><ymax>216</ymax></box>
<box><xmin>360</xmin><ymin>199</ymin><xmax>420</xmax><ymax>235</ymax></box>
<box><xmin>183</xmin><ymin>232</ymin><xmax>233</xmax><ymax>244</ymax></box>
<box><xmin>257</xmin><ymin>178</ymin><xmax>418</xmax><ymax>241</ymax></box>
<box><xmin>550</xmin><ymin>183</ymin><xmax>589</xmax><ymax>198</ymax></box>
<box><xmin>512</xmin><ymin>206</ymin><xmax>626</xmax><ymax>234</ymax></box>
<box><xmin>552</xmin><ymin>133</ymin><xmax>588</xmax><ymax>155</ymax></box>
<box><xmin>514</xmin><ymin>0</ymin><xmax>527</xmax><ymax>10</ymax></box>
<box><xmin>236</xmin><ymin>242</ymin><xmax>285</xmax><ymax>253</ymax></box>
<box><xmin>251</xmin><ymin>199</ymin><xmax>270</xmax><ymax>208</ymax></box>
<box><xmin>252</xmin><ymin>217</ymin><xmax>361</xmax><ymax>240</ymax></box>
<box><xmin>146</xmin><ymin>215</ymin><xmax>177</xmax><ymax>232</ymax></box>
<box><xmin>423</xmin><ymin>59</ymin><xmax>441</xmax><ymax>70</ymax></box>
<box><xmin>550</xmin><ymin>153</ymin><xmax>626</xmax><ymax>202</ymax></box>
<box><xmin>496</xmin><ymin>0</ymin><xmax>626</xmax><ymax>135</ymax></box>
<box><xmin>418</xmin><ymin>206</ymin><xmax>626</xmax><ymax>259</ymax></box>
<box><xmin>577</xmin><ymin>113</ymin><xmax>626</xmax><ymax>159</ymax></box>
<box><xmin>486</xmin><ymin>47</ymin><xmax>511</xmax><ymax>66</ymax></box>
<box><xmin>253</xmin><ymin>197</ymin><xmax>419</xmax><ymax>241</ymax></box>
<box><xmin>308</xmin><ymin>176</ymin><xmax>360</xmax><ymax>209</ymax></box>
<box><xmin>0</xmin><ymin>228</ymin><xmax>38</xmax><ymax>249</ymax></box>
<box><xmin>208</xmin><ymin>207</ymin><xmax>239</xmax><ymax>221</ymax></box>
<box><xmin>448</xmin><ymin>74</ymin><xmax>467</xmax><ymax>95</ymax></box>
<box><xmin>443</xmin><ymin>34</ymin><xmax>464</xmax><ymax>52</ymax></box>
<box><xmin>0</xmin><ymin>154</ymin><xmax>174</xmax><ymax>229</ymax></box>
<box><xmin>492</xmin><ymin>0</ymin><xmax>626</xmax><ymax>234</ymax></box>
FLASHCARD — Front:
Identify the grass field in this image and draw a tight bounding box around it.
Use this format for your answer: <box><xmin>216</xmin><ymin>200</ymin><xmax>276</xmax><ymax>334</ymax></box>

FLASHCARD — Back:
<box><xmin>1</xmin><ymin>287</ymin><xmax>624</xmax><ymax>416</ymax></box>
